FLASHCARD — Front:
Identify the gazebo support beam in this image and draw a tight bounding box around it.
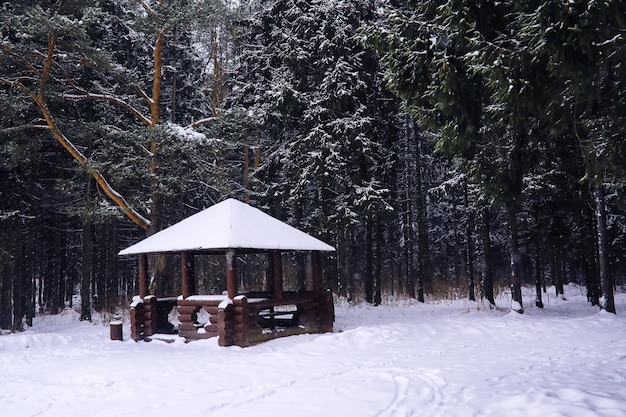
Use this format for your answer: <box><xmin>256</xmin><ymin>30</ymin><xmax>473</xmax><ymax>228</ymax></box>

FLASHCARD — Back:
<box><xmin>226</xmin><ymin>249</ymin><xmax>237</xmax><ymax>299</ymax></box>
<box><xmin>181</xmin><ymin>252</ymin><xmax>195</xmax><ymax>299</ymax></box>
<box><xmin>312</xmin><ymin>251</ymin><xmax>322</xmax><ymax>294</ymax></box>
<box><xmin>138</xmin><ymin>253</ymin><xmax>148</xmax><ymax>298</ymax></box>
<box><xmin>272</xmin><ymin>251</ymin><xmax>283</xmax><ymax>299</ymax></box>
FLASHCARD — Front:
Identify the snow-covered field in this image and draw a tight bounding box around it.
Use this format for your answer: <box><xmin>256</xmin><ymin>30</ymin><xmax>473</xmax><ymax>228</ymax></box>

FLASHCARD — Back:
<box><xmin>1</xmin><ymin>284</ymin><xmax>626</xmax><ymax>417</ymax></box>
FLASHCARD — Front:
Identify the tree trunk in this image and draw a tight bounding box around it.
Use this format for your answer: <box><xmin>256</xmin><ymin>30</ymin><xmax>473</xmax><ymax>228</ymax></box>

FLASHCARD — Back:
<box><xmin>534</xmin><ymin>238</ymin><xmax>544</xmax><ymax>308</ymax></box>
<box><xmin>364</xmin><ymin>214</ymin><xmax>374</xmax><ymax>304</ymax></box>
<box><xmin>0</xmin><ymin>259</ymin><xmax>12</xmax><ymax>330</ymax></box>
<box><xmin>106</xmin><ymin>220</ymin><xmax>120</xmax><ymax>308</ymax></box>
<box><xmin>594</xmin><ymin>183</ymin><xmax>615</xmax><ymax>313</ymax></box>
<box><xmin>404</xmin><ymin>191</ymin><xmax>415</xmax><ymax>299</ymax></box>
<box><xmin>464</xmin><ymin>180</ymin><xmax>475</xmax><ymax>301</ymax></box>
<box><xmin>415</xmin><ymin>130</ymin><xmax>428</xmax><ymax>303</ymax></box>
<box><xmin>508</xmin><ymin>132</ymin><xmax>524</xmax><ymax>314</ymax></box>
<box><xmin>480</xmin><ymin>207</ymin><xmax>495</xmax><ymax>306</ymax></box>
<box><xmin>508</xmin><ymin>205</ymin><xmax>524</xmax><ymax>314</ymax></box>
<box><xmin>12</xmin><ymin>222</ymin><xmax>25</xmax><ymax>332</ymax></box>
<box><xmin>80</xmin><ymin>222</ymin><xmax>93</xmax><ymax>322</ymax></box>
<box><xmin>48</xmin><ymin>218</ymin><xmax>65</xmax><ymax>315</ymax></box>
<box><xmin>21</xmin><ymin>221</ymin><xmax>35</xmax><ymax>327</ymax></box>
<box><xmin>293</xmin><ymin>203</ymin><xmax>306</xmax><ymax>292</ymax></box>
<box><xmin>374</xmin><ymin>218</ymin><xmax>382</xmax><ymax>306</ymax></box>
<box><xmin>554</xmin><ymin>250</ymin><xmax>565</xmax><ymax>298</ymax></box>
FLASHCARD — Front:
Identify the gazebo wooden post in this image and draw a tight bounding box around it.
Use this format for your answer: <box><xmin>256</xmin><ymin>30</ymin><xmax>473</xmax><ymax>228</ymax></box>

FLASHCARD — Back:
<box><xmin>226</xmin><ymin>249</ymin><xmax>237</xmax><ymax>299</ymax></box>
<box><xmin>311</xmin><ymin>250</ymin><xmax>322</xmax><ymax>294</ymax></box>
<box><xmin>181</xmin><ymin>252</ymin><xmax>195</xmax><ymax>299</ymax></box>
<box><xmin>272</xmin><ymin>251</ymin><xmax>283</xmax><ymax>299</ymax></box>
<box><xmin>138</xmin><ymin>253</ymin><xmax>149</xmax><ymax>299</ymax></box>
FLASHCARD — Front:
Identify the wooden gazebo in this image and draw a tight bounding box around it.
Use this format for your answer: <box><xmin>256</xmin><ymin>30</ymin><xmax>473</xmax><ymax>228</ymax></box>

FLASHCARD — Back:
<box><xmin>118</xmin><ymin>199</ymin><xmax>335</xmax><ymax>347</ymax></box>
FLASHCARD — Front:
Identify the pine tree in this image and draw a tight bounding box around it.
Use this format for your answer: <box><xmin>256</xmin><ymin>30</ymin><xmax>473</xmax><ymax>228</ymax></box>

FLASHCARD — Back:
<box><xmin>226</xmin><ymin>0</ymin><xmax>404</xmax><ymax>300</ymax></box>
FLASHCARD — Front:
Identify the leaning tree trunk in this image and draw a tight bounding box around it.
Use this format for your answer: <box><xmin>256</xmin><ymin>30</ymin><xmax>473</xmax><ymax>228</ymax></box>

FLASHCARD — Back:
<box><xmin>594</xmin><ymin>182</ymin><xmax>615</xmax><ymax>313</ymax></box>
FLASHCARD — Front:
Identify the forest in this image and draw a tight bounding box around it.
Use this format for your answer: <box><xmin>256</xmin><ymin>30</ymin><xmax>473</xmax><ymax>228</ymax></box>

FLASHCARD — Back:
<box><xmin>0</xmin><ymin>0</ymin><xmax>624</xmax><ymax>331</ymax></box>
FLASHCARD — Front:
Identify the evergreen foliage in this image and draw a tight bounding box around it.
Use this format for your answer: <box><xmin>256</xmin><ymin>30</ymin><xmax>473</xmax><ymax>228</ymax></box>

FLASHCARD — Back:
<box><xmin>0</xmin><ymin>0</ymin><xmax>624</xmax><ymax>327</ymax></box>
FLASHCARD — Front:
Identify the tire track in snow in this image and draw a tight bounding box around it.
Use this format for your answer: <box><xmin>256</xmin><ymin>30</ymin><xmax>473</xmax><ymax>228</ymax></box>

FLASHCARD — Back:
<box><xmin>372</xmin><ymin>366</ymin><xmax>467</xmax><ymax>417</ymax></box>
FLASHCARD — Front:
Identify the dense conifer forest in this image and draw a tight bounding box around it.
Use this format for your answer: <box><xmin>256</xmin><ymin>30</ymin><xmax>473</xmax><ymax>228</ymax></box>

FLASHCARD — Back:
<box><xmin>1</xmin><ymin>0</ymin><xmax>624</xmax><ymax>329</ymax></box>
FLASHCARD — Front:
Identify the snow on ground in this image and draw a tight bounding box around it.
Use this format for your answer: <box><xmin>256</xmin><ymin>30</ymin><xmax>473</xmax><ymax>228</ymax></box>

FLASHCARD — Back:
<box><xmin>1</xmin><ymin>284</ymin><xmax>626</xmax><ymax>417</ymax></box>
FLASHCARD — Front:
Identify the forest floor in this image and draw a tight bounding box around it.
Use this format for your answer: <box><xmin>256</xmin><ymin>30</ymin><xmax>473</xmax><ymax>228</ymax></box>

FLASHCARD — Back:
<box><xmin>1</xmin><ymin>284</ymin><xmax>625</xmax><ymax>417</ymax></box>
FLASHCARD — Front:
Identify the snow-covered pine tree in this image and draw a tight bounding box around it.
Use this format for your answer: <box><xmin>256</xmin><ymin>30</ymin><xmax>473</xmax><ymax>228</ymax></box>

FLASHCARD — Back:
<box><xmin>513</xmin><ymin>0</ymin><xmax>626</xmax><ymax>313</ymax></box>
<box><xmin>226</xmin><ymin>0</ymin><xmax>404</xmax><ymax>300</ymax></box>
<box><xmin>364</xmin><ymin>0</ymin><xmax>519</xmax><ymax>306</ymax></box>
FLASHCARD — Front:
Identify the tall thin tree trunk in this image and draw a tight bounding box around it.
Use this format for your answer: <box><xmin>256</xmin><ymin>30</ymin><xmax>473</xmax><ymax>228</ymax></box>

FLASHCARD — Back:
<box><xmin>21</xmin><ymin>221</ymin><xmax>35</xmax><ymax>326</ymax></box>
<box><xmin>374</xmin><ymin>218</ymin><xmax>382</xmax><ymax>306</ymax></box>
<box><xmin>404</xmin><ymin>190</ymin><xmax>415</xmax><ymax>299</ymax></box>
<box><xmin>293</xmin><ymin>203</ymin><xmax>306</xmax><ymax>292</ymax></box>
<box><xmin>508</xmin><ymin>133</ymin><xmax>524</xmax><ymax>314</ymax></box>
<box><xmin>415</xmin><ymin>130</ymin><xmax>428</xmax><ymax>303</ymax></box>
<box><xmin>594</xmin><ymin>182</ymin><xmax>615</xmax><ymax>313</ymax></box>
<box><xmin>95</xmin><ymin>224</ymin><xmax>107</xmax><ymax>312</ymax></box>
<box><xmin>464</xmin><ymin>180</ymin><xmax>475</xmax><ymax>301</ymax></box>
<box><xmin>365</xmin><ymin>214</ymin><xmax>374</xmax><ymax>304</ymax></box>
<box><xmin>555</xmin><ymin>249</ymin><xmax>565</xmax><ymax>298</ymax></box>
<box><xmin>0</xmin><ymin>259</ymin><xmax>12</xmax><ymax>330</ymax></box>
<box><xmin>508</xmin><ymin>205</ymin><xmax>524</xmax><ymax>314</ymax></box>
<box><xmin>81</xmin><ymin>221</ymin><xmax>93</xmax><ymax>322</ymax></box>
<box><xmin>107</xmin><ymin>220</ymin><xmax>120</xmax><ymax>308</ymax></box>
<box><xmin>49</xmin><ymin>218</ymin><xmax>65</xmax><ymax>314</ymax></box>
<box><xmin>12</xmin><ymin>222</ymin><xmax>25</xmax><ymax>331</ymax></box>
<box><xmin>534</xmin><ymin>236</ymin><xmax>544</xmax><ymax>308</ymax></box>
<box><xmin>480</xmin><ymin>207</ymin><xmax>495</xmax><ymax>306</ymax></box>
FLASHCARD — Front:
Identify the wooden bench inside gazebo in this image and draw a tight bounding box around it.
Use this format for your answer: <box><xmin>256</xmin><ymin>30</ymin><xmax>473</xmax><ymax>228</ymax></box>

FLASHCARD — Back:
<box><xmin>119</xmin><ymin>199</ymin><xmax>335</xmax><ymax>347</ymax></box>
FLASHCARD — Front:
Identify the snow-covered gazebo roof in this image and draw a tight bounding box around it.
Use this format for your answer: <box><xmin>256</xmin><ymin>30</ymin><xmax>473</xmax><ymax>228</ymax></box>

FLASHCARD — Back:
<box><xmin>118</xmin><ymin>198</ymin><xmax>335</xmax><ymax>255</ymax></box>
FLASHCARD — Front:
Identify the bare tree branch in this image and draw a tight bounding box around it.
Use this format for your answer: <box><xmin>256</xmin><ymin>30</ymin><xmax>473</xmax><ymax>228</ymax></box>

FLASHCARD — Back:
<box><xmin>137</xmin><ymin>0</ymin><xmax>157</xmax><ymax>16</ymax></box>
<box><xmin>187</xmin><ymin>117</ymin><xmax>217</xmax><ymax>129</ymax></box>
<box><xmin>0</xmin><ymin>123</ymin><xmax>50</xmax><ymax>135</ymax></box>
<box><xmin>61</xmin><ymin>92</ymin><xmax>152</xmax><ymax>126</ymax></box>
<box><xmin>3</xmin><ymin>77</ymin><xmax>151</xmax><ymax>229</ymax></box>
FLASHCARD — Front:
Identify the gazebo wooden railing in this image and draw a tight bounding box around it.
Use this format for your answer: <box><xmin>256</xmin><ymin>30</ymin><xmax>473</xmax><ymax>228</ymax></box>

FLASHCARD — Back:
<box><xmin>173</xmin><ymin>290</ymin><xmax>334</xmax><ymax>347</ymax></box>
<box><xmin>129</xmin><ymin>252</ymin><xmax>334</xmax><ymax>347</ymax></box>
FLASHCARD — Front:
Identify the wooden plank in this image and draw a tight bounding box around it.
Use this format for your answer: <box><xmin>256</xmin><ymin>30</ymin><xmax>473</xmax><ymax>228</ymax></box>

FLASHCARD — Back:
<box><xmin>177</xmin><ymin>322</ymin><xmax>198</xmax><ymax>331</ymax></box>
<box><xmin>177</xmin><ymin>305</ymin><xmax>199</xmax><ymax>315</ymax></box>
<box><xmin>177</xmin><ymin>313</ymin><xmax>197</xmax><ymax>323</ymax></box>
<box><xmin>203</xmin><ymin>306</ymin><xmax>219</xmax><ymax>315</ymax></box>
<box><xmin>178</xmin><ymin>298</ymin><xmax>224</xmax><ymax>307</ymax></box>
<box><xmin>203</xmin><ymin>324</ymin><xmax>219</xmax><ymax>333</ymax></box>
